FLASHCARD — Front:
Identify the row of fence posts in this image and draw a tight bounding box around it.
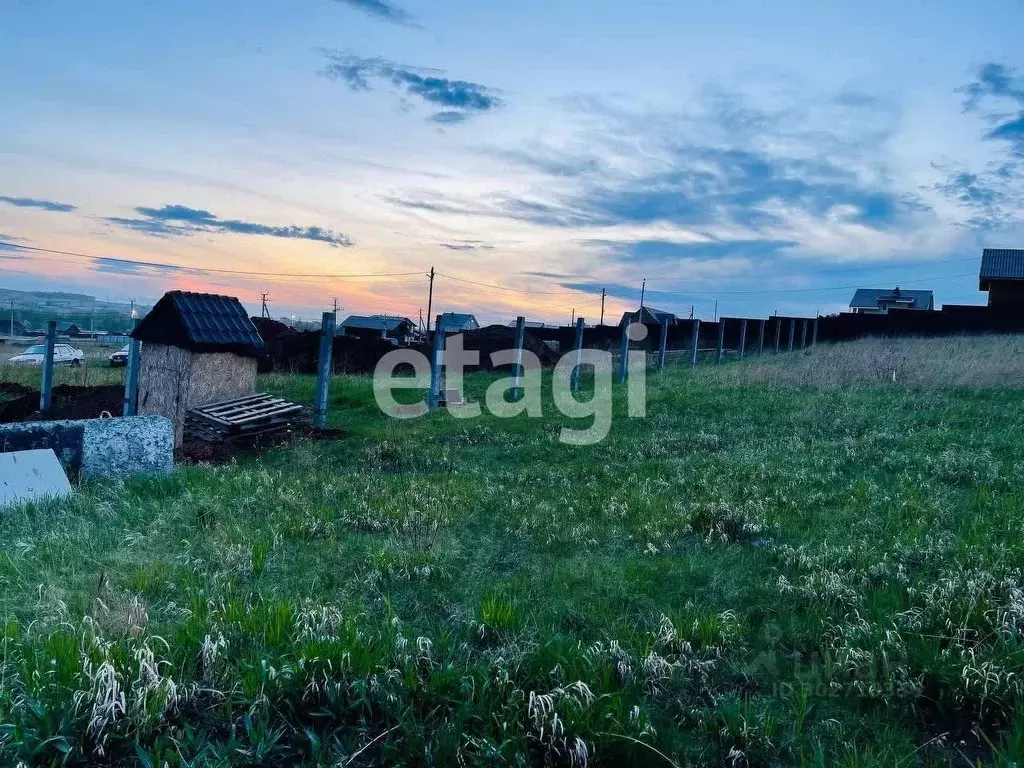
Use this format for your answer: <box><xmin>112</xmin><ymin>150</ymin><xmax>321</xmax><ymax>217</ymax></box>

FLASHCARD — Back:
<box><xmin>32</xmin><ymin>318</ymin><xmax>145</xmax><ymax>418</ymax></box>
<box><xmin>306</xmin><ymin>312</ymin><xmax>821</xmax><ymax>423</ymax></box>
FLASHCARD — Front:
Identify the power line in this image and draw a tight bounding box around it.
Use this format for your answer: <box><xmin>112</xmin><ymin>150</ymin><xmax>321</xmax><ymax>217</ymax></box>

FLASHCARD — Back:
<box><xmin>435</xmin><ymin>271</ymin><xmax>572</xmax><ymax>296</ymax></box>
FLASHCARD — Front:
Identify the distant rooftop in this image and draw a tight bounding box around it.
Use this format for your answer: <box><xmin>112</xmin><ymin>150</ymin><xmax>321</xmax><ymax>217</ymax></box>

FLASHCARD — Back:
<box><xmin>849</xmin><ymin>287</ymin><xmax>933</xmax><ymax>311</ymax></box>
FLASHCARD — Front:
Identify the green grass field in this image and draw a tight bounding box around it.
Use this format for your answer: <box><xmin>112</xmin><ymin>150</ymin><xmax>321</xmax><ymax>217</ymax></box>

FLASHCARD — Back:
<box><xmin>2</xmin><ymin>342</ymin><xmax>1024</xmax><ymax>766</ymax></box>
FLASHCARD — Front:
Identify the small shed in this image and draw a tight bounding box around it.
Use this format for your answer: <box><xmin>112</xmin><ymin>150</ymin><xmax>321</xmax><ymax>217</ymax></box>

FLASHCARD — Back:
<box><xmin>56</xmin><ymin>321</ymin><xmax>82</xmax><ymax>337</ymax></box>
<box><xmin>132</xmin><ymin>291</ymin><xmax>264</xmax><ymax>445</ymax></box>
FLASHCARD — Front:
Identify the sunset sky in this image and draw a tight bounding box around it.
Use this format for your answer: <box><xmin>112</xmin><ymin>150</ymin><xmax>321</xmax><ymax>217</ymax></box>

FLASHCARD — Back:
<box><xmin>2</xmin><ymin>0</ymin><xmax>1024</xmax><ymax>325</ymax></box>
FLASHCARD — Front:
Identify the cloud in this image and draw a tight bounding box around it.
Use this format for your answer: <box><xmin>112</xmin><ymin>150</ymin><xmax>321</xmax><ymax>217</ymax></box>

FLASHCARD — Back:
<box><xmin>91</xmin><ymin>257</ymin><xmax>192</xmax><ymax>276</ymax></box>
<box><xmin>440</xmin><ymin>239</ymin><xmax>494</xmax><ymax>251</ymax></box>
<box><xmin>330</xmin><ymin>0</ymin><xmax>416</xmax><ymax>26</ymax></box>
<box><xmin>962</xmin><ymin>63</ymin><xmax>1024</xmax><ymax>157</ymax></box>
<box><xmin>0</xmin><ymin>195</ymin><xmax>76</xmax><ymax>213</ymax></box>
<box><xmin>105</xmin><ymin>204</ymin><xmax>354</xmax><ymax>246</ymax></box>
<box><xmin>321</xmin><ymin>52</ymin><xmax>502</xmax><ymax>123</ymax></box>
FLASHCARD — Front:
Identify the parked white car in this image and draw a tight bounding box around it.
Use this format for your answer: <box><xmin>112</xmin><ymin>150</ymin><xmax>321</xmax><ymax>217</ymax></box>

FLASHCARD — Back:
<box><xmin>8</xmin><ymin>343</ymin><xmax>85</xmax><ymax>367</ymax></box>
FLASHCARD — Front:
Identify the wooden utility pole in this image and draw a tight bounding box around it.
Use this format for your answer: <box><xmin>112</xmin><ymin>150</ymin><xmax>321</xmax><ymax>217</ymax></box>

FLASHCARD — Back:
<box><xmin>425</xmin><ymin>267</ymin><xmax>435</xmax><ymax>338</ymax></box>
<box><xmin>8</xmin><ymin>299</ymin><xmax>13</xmax><ymax>339</ymax></box>
<box><xmin>600</xmin><ymin>288</ymin><xmax>606</xmax><ymax>326</ymax></box>
<box><xmin>260</xmin><ymin>293</ymin><xmax>270</xmax><ymax>319</ymax></box>
<box><xmin>690</xmin><ymin>319</ymin><xmax>700</xmax><ymax>366</ymax></box>
<box><xmin>640</xmin><ymin>279</ymin><xmax>646</xmax><ymax>311</ymax></box>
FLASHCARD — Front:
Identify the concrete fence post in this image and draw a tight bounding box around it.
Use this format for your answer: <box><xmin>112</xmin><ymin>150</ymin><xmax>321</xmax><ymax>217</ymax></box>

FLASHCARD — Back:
<box><xmin>801</xmin><ymin>318</ymin><xmax>809</xmax><ymax>349</ymax></box>
<box><xmin>313</xmin><ymin>311</ymin><xmax>335</xmax><ymax>428</ymax></box>
<box><xmin>122</xmin><ymin>318</ymin><xmax>141</xmax><ymax>417</ymax></box>
<box><xmin>773</xmin><ymin>317</ymin><xmax>782</xmax><ymax>353</ymax></box>
<box><xmin>39</xmin><ymin>321</ymin><xmax>56</xmax><ymax>414</ymax></box>
<box><xmin>428</xmin><ymin>315</ymin><xmax>445</xmax><ymax>410</ymax></box>
<box><xmin>758</xmin><ymin>319</ymin><xmax>766</xmax><ymax>355</ymax></box>
<box><xmin>812</xmin><ymin>316</ymin><xmax>819</xmax><ymax>346</ymax></box>
<box><xmin>715</xmin><ymin>319</ymin><xmax>725</xmax><ymax>364</ymax></box>
<box><xmin>739</xmin><ymin>319</ymin><xmax>748</xmax><ymax>361</ymax></box>
<box><xmin>512</xmin><ymin>315</ymin><xmax>526</xmax><ymax>401</ymax></box>
<box><xmin>787</xmin><ymin>318</ymin><xmax>796</xmax><ymax>352</ymax></box>
<box><xmin>618</xmin><ymin>322</ymin><xmax>630</xmax><ymax>383</ymax></box>
<box><xmin>690</xmin><ymin>319</ymin><xmax>701</xmax><ymax>365</ymax></box>
<box><xmin>657</xmin><ymin>316</ymin><xmax>668</xmax><ymax>371</ymax></box>
<box><xmin>571</xmin><ymin>316</ymin><xmax>585</xmax><ymax>392</ymax></box>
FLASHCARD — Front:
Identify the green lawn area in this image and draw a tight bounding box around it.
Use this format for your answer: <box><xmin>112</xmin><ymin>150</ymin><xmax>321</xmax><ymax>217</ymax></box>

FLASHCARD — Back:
<box><xmin>2</xmin><ymin>359</ymin><xmax>1024</xmax><ymax>765</ymax></box>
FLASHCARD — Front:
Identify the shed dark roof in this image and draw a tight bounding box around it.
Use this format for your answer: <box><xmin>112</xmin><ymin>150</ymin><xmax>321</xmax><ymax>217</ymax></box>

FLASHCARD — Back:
<box><xmin>849</xmin><ymin>288</ymin><xmax>933</xmax><ymax>310</ymax></box>
<box><xmin>55</xmin><ymin>321</ymin><xmax>79</xmax><ymax>332</ymax></box>
<box><xmin>132</xmin><ymin>291</ymin><xmax>264</xmax><ymax>355</ymax></box>
<box><xmin>980</xmin><ymin>248</ymin><xmax>1024</xmax><ymax>288</ymax></box>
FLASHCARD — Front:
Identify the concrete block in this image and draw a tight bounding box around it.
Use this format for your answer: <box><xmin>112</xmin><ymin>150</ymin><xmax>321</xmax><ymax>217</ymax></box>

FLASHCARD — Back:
<box><xmin>0</xmin><ymin>449</ymin><xmax>72</xmax><ymax>508</ymax></box>
<box><xmin>0</xmin><ymin>416</ymin><xmax>173</xmax><ymax>479</ymax></box>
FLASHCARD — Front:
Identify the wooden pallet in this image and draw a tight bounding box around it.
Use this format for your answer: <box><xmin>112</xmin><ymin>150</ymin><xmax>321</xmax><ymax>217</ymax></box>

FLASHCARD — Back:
<box><xmin>184</xmin><ymin>393</ymin><xmax>304</xmax><ymax>443</ymax></box>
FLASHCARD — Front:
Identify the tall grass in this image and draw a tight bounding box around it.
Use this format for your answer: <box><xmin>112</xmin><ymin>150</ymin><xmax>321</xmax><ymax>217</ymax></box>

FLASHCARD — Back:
<box><xmin>712</xmin><ymin>333</ymin><xmax>1024</xmax><ymax>389</ymax></box>
<box><xmin>1</xmin><ymin>342</ymin><xmax>1024</xmax><ymax>764</ymax></box>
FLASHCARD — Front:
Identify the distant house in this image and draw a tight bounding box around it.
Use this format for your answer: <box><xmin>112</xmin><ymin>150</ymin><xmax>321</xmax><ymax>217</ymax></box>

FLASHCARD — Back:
<box><xmin>9</xmin><ymin>320</ymin><xmax>27</xmax><ymax>337</ymax></box>
<box><xmin>340</xmin><ymin>314</ymin><xmax>416</xmax><ymax>345</ymax></box>
<box><xmin>619</xmin><ymin>307</ymin><xmax>677</xmax><ymax>326</ymax></box>
<box><xmin>132</xmin><ymin>291</ymin><xmax>265</xmax><ymax>445</ymax></box>
<box><xmin>55</xmin><ymin>321</ymin><xmax>82</xmax><ymax>337</ymax></box>
<box><xmin>439</xmin><ymin>312</ymin><xmax>479</xmax><ymax>332</ymax></box>
<box><xmin>507</xmin><ymin>319</ymin><xmax>548</xmax><ymax>328</ymax></box>
<box><xmin>979</xmin><ymin>248</ymin><xmax>1024</xmax><ymax>307</ymax></box>
<box><xmin>849</xmin><ymin>287</ymin><xmax>934</xmax><ymax>314</ymax></box>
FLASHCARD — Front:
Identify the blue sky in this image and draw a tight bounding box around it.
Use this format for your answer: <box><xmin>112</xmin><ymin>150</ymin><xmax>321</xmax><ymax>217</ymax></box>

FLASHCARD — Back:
<box><xmin>1</xmin><ymin>0</ymin><xmax>1023</xmax><ymax>323</ymax></box>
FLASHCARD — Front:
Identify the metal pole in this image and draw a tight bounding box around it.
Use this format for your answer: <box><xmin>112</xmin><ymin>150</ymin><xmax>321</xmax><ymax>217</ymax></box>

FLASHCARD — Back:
<box><xmin>618</xmin><ymin>322</ymin><xmax>630</xmax><ymax>383</ymax></box>
<box><xmin>428</xmin><ymin>315</ymin><xmax>445</xmax><ymax>410</ymax></box>
<box><xmin>801</xmin><ymin>319</ymin><xmax>809</xmax><ymax>349</ymax></box>
<box><xmin>657</xmin><ymin>316</ymin><xmax>668</xmax><ymax>371</ymax></box>
<box><xmin>715</xmin><ymin>319</ymin><xmax>725</xmax><ymax>364</ymax></box>
<box><xmin>690</xmin><ymin>319</ymin><xmax>700</xmax><ymax>366</ymax></box>
<box><xmin>813</xmin><ymin>316</ymin><xmax>819</xmax><ymax>346</ymax></box>
<box><xmin>774</xmin><ymin>318</ymin><xmax>782</xmax><ymax>353</ymax></box>
<box><xmin>787</xmin><ymin>318</ymin><xmax>796</xmax><ymax>352</ymax></box>
<box><xmin>313</xmin><ymin>311</ymin><xmax>335</xmax><ymax>428</ymax></box>
<box><xmin>39</xmin><ymin>321</ymin><xmax>56</xmax><ymax>413</ymax></box>
<box><xmin>571</xmin><ymin>316</ymin><xmax>585</xmax><ymax>392</ymax></box>
<box><xmin>512</xmin><ymin>315</ymin><xmax>525</xmax><ymax>401</ymax></box>
<box><xmin>123</xmin><ymin>318</ymin><xmax>141</xmax><ymax>416</ymax></box>
<box><xmin>758</xmin><ymin>319</ymin><xmax>766</xmax><ymax>355</ymax></box>
<box><xmin>738</xmin><ymin>319</ymin><xmax>748</xmax><ymax>361</ymax></box>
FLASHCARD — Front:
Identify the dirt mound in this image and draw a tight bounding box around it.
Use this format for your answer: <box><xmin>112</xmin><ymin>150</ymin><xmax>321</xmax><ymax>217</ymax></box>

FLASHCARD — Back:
<box><xmin>451</xmin><ymin>325</ymin><xmax>559</xmax><ymax>369</ymax></box>
<box><xmin>259</xmin><ymin>330</ymin><xmax>400</xmax><ymax>375</ymax></box>
<box><xmin>0</xmin><ymin>385</ymin><xmax>124</xmax><ymax>423</ymax></box>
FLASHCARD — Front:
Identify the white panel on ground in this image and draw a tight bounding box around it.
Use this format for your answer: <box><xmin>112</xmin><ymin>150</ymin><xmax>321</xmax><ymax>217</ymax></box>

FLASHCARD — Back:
<box><xmin>0</xmin><ymin>449</ymin><xmax>72</xmax><ymax>509</ymax></box>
